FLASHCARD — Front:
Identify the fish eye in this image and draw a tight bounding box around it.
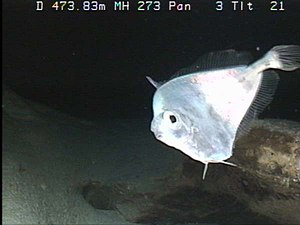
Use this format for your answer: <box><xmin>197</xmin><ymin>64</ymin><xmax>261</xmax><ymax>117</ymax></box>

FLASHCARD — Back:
<box><xmin>169</xmin><ymin>115</ymin><xmax>177</xmax><ymax>123</ymax></box>
<box><xmin>163</xmin><ymin>111</ymin><xmax>178</xmax><ymax>124</ymax></box>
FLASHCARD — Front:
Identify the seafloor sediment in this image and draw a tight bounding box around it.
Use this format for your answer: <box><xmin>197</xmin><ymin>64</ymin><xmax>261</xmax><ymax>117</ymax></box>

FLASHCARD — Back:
<box><xmin>3</xmin><ymin>85</ymin><xmax>300</xmax><ymax>224</ymax></box>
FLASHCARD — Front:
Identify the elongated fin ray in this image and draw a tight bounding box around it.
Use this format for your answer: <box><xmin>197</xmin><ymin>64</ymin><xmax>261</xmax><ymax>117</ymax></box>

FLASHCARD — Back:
<box><xmin>202</xmin><ymin>163</ymin><xmax>209</xmax><ymax>180</ymax></box>
<box><xmin>146</xmin><ymin>76</ymin><xmax>162</xmax><ymax>88</ymax></box>
<box><xmin>202</xmin><ymin>160</ymin><xmax>237</xmax><ymax>180</ymax></box>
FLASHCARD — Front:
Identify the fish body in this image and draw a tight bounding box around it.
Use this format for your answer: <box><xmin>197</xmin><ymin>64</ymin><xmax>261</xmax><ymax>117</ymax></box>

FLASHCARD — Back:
<box><xmin>148</xmin><ymin>45</ymin><xmax>300</xmax><ymax>179</ymax></box>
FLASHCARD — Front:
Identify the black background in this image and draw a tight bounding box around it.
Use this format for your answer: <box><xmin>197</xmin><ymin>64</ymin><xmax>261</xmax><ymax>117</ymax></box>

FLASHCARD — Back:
<box><xmin>3</xmin><ymin>0</ymin><xmax>300</xmax><ymax>121</ymax></box>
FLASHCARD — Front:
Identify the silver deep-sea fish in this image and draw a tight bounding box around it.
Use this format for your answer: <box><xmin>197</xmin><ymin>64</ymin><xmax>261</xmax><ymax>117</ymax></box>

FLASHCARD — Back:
<box><xmin>147</xmin><ymin>45</ymin><xmax>300</xmax><ymax>179</ymax></box>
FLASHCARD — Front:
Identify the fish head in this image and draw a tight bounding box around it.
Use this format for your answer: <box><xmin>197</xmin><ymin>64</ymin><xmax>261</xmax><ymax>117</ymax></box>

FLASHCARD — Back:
<box><xmin>150</xmin><ymin>107</ymin><xmax>212</xmax><ymax>163</ymax></box>
<box><xmin>151</xmin><ymin>109</ymin><xmax>191</xmax><ymax>148</ymax></box>
<box><xmin>150</xmin><ymin>88</ymin><xmax>208</xmax><ymax>162</ymax></box>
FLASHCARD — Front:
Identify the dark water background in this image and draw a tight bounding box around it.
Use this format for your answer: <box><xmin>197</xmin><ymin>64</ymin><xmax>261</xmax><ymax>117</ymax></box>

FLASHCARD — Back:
<box><xmin>3</xmin><ymin>1</ymin><xmax>300</xmax><ymax>224</ymax></box>
<box><xmin>3</xmin><ymin>0</ymin><xmax>300</xmax><ymax>121</ymax></box>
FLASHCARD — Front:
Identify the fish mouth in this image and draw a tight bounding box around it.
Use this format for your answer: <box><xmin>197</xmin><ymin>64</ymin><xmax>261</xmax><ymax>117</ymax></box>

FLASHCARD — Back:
<box><xmin>154</xmin><ymin>132</ymin><xmax>163</xmax><ymax>140</ymax></box>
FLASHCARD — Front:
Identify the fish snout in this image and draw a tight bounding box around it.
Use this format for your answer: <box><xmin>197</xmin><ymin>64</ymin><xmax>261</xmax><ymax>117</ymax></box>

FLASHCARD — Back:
<box><xmin>150</xmin><ymin>119</ymin><xmax>163</xmax><ymax>140</ymax></box>
<box><xmin>154</xmin><ymin>132</ymin><xmax>163</xmax><ymax>140</ymax></box>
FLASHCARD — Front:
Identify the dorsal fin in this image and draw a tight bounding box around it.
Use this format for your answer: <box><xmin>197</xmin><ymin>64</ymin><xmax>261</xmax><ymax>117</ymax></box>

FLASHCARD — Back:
<box><xmin>171</xmin><ymin>49</ymin><xmax>253</xmax><ymax>79</ymax></box>
<box><xmin>235</xmin><ymin>71</ymin><xmax>279</xmax><ymax>139</ymax></box>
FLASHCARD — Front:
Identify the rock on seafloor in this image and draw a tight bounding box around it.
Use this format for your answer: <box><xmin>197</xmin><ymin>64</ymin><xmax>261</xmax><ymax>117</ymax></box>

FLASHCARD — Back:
<box><xmin>172</xmin><ymin>119</ymin><xmax>300</xmax><ymax>224</ymax></box>
<box><xmin>109</xmin><ymin>119</ymin><xmax>300</xmax><ymax>224</ymax></box>
<box><xmin>234</xmin><ymin>119</ymin><xmax>300</xmax><ymax>224</ymax></box>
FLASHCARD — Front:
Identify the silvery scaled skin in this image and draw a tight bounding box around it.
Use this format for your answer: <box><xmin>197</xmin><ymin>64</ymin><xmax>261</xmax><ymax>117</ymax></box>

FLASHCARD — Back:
<box><xmin>147</xmin><ymin>45</ymin><xmax>300</xmax><ymax>179</ymax></box>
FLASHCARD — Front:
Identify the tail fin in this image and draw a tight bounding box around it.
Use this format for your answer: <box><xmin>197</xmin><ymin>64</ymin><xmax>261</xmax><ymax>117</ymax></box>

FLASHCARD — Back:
<box><xmin>263</xmin><ymin>45</ymin><xmax>300</xmax><ymax>71</ymax></box>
